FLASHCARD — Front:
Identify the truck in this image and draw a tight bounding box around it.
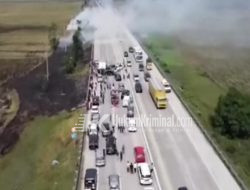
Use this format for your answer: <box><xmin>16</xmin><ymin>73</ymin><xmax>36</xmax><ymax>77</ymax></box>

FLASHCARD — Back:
<box><xmin>133</xmin><ymin>46</ymin><xmax>143</xmax><ymax>64</ymax></box>
<box><xmin>146</xmin><ymin>58</ymin><xmax>153</xmax><ymax>70</ymax></box>
<box><xmin>148</xmin><ymin>81</ymin><xmax>167</xmax><ymax>109</ymax></box>
<box><xmin>97</xmin><ymin>61</ymin><xmax>106</xmax><ymax>74</ymax></box>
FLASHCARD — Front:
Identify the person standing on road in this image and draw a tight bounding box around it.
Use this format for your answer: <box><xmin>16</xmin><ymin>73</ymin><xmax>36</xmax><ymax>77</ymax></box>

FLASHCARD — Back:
<box><xmin>133</xmin><ymin>162</ymin><xmax>137</xmax><ymax>173</ymax></box>
<box><xmin>122</xmin><ymin>145</ymin><xmax>125</xmax><ymax>154</ymax></box>
<box><xmin>130</xmin><ymin>163</ymin><xmax>134</xmax><ymax>174</ymax></box>
<box><xmin>127</xmin><ymin>161</ymin><xmax>130</xmax><ymax>172</ymax></box>
<box><xmin>119</xmin><ymin>151</ymin><xmax>123</xmax><ymax>161</ymax></box>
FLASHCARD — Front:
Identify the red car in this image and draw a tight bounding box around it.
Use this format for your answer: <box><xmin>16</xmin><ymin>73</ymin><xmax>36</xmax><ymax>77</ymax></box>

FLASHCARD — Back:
<box><xmin>134</xmin><ymin>146</ymin><xmax>145</xmax><ymax>163</ymax></box>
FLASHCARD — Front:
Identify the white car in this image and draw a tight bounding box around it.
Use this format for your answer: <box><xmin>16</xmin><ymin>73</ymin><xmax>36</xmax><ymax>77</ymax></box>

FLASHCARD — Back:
<box><xmin>88</xmin><ymin>123</ymin><xmax>98</xmax><ymax>135</ymax></box>
<box><xmin>137</xmin><ymin>163</ymin><xmax>153</xmax><ymax>185</ymax></box>
<box><xmin>133</xmin><ymin>74</ymin><xmax>139</xmax><ymax>81</ymax></box>
<box><xmin>91</xmin><ymin>105</ymin><xmax>99</xmax><ymax>114</ymax></box>
<box><xmin>128</xmin><ymin>118</ymin><xmax>137</xmax><ymax>132</ymax></box>
<box><xmin>122</xmin><ymin>95</ymin><xmax>130</xmax><ymax>107</ymax></box>
<box><xmin>162</xmin><ymin>79</ymin><xmax>171</xmax><ymax>93</ymax></box>
<box><xmin>97</xmin><ymin>75</ymin><xmax>103</xmax><ymax>83</ymax></box>
<box><xmin>127</xmin><ymin>60</ymin><xmax>132</xmax><ymax>67</ymax></box>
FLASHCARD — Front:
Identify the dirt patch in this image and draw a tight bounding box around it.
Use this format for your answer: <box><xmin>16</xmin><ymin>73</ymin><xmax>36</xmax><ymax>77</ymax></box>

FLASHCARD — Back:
<box><xmin>0</xmin><ymin>44</ymin><xmax>91</xmax><ymax>155</ymax></box>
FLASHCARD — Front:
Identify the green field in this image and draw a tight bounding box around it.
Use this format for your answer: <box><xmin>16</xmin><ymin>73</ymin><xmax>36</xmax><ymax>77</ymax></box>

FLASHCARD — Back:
<box><xmin>144</xmin><ymin>35</ymin><xmax>250</xmax><ymax>187</ymax></box>
<box><xmin>0</xmin><ymin>1</ymin><xmax>81</xmax><ymax>59</ymax></box>
<box><xmin>0</xmin><ymin>110</ymin><xmax>83</xmax><ymax>190</ymax></box>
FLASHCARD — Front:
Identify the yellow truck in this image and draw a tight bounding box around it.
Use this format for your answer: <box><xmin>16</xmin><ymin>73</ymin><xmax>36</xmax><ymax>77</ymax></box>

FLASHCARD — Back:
<box><xmin>149</xmin><ymin>81</ymin><xmax>167</xmax><ymax>109</ymax></box>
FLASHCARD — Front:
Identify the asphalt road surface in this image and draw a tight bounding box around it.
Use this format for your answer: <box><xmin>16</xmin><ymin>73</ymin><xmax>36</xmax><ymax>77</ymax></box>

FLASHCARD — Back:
<box><xmin>78</xmin><ymin>6</ymin><xmax>241</xmax><ymax>190</ymax></box>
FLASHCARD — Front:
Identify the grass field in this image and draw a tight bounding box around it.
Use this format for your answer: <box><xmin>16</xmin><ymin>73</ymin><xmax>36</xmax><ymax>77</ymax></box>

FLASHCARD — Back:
<box><xmin>0</xmin><ymin>1</ymin><xmax>81</xmax><ymax>59</ymax></box>
<box><xmin>144</xmin><ymin>35</ymin><xmax>250</xmax><ymax>187</ymax></box>
<box><xmin>0</xmin><ymin>110</ymin><xmax>83</xmax><ymax>190</ymax></box>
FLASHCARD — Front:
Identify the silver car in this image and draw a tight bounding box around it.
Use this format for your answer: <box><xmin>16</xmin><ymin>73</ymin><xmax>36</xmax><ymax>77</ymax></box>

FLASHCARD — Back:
<box><xmin>109</xmin><ymin>175</ymin><xmax>120</xmax><ymax>190</ymax></box>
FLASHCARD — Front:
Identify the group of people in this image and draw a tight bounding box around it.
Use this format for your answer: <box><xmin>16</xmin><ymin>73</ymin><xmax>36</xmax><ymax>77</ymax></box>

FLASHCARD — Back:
<box><xmin>118</xmin><ymin>124</ymin><xmax>125</xmax><ymax>133</ymax></box>
<box><xmin>127</xmin><ymin>161</ymin><xmax>137</xmax><ymax>174</ymax></box>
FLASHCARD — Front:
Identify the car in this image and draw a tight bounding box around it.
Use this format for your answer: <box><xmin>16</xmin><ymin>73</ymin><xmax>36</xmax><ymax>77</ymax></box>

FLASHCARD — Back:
<box><xmin>91</xmin><ymin>105</ymin><xmax>99</xmax><ymax>114</ymax></box>
<box><xmin>127</xmin><ymin>59</ymin><xmax>132</xmax><ymax>67</ymax></box>
<box><xmin>134</xmin><ymin>146</ymin><xmax>145</xmax><ymax>163</ymax></box>
<box><xmin>101</xmin><ymin>122</ymin><xmax>113</xmax><ymax>137</ymax></box>
<box><xmin>133</xmin><ymin>74</ymin><xmax>139</xmax><ymax>81</ymax></box>
<box><xmin>97</xmin><ymin>74</ymin><xmax>103</xmax><ymax>82</ymax></box>
<box><xmin>106</xmin><ymin>135</ymin><xmax>117</xmax><ymax>155</ymax></box>
<box><xmin>137</xmin><ymin>163</ymin><xmax>153</xmax><ymax>185</ymax></box>
<box><xmin>105</xmin><ymin>67</ymin><xmax>115</xmax><ymax>76</ymax></box>
<box><xmin>118</xmin><ymin>83</ymin><xmax>125</xmax><ymax>92</ymax></box>
<box><xmin>84</xmin><ymin>168</ymin><xmax>97</xmax><ymax>190</ymax></box>
<box><xmin>111</xmin><ymin>94</ymin><xmax>119</xmax><ymax>106</ymax></box>
<box><xmin>95</xmin><ymin>149</ymin><xmax>106</xmax><ymax>167</ymax></box>
<box><xmin>128</xmin><ymin>118</ymin><xmax>137</xmax><ymax>132</ymax></box>
<box><xmin>135</xmin><ymin>82</ymin><xmax>143</xmax><ymax>93</ymax></box>
<box><xmin>114</xmin><ymin>73</ymin><xmax>122</xmax><ymax>81</ymax></box>
<box><xmin>122</xmin><ymin>95</ymin><xmax>130</xmax><ymax>107</ymax></box>
<box><xmin>88</xmin><ymin>123</ymin><xmax>99</xmax><ymax>135</ymax></box>
<box><xmin>127</xmin><ymin>105</ymin><xmax>134</xmax><ymax>118</ymax></box>
<box><xmin>139</xmin><ymin>63</ymin><xmax>144</xmax><ymax>71</ymax></box>
<box><xmin>129</xmin><ymin>46</ymin><xmax>134</xmax><ymax>53</ymax></box>
<box><xmin>121</xmin><ymin>89</ymin><xmax>130</xmax><ymax>99</ymax></box>
<box><xmin>89</xmin><ymin>134</ymin><xmax>99</xmax><ymax>150</ymax></box>
<box><xmin>178</xmin><ymin>187</ymin><xmax>188</xmax><ymax>190</ymax></box>
<box><xmin>91</xmin><ymin>113</ymin><xmax>100</xmax><ymax>123</ymax></box>
<box><xmin>162</xmin><ymin>78</ymin><xmax>171</xmax><ymax>93</ymax></box>
<box><xmin>124</xmin><ymin>51</ymin><xmax>128</xmax><ymax>57</ymax></box>
<box><xmin>109</xmin><ymin>174</ymin><xmax>120</xmax><ymax>190</ymax></box>
<box><xmin>144</xmin><ymin>72</ymin><xmax>151</xmax><ymax>82</ymax></box>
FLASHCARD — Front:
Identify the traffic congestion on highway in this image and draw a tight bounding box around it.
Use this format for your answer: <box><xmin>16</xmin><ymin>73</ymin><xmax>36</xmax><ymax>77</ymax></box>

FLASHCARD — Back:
<box><xmin>74</xmin><ymin>5</ymin><xmax>241</xmax><ymax>190</ymax></box>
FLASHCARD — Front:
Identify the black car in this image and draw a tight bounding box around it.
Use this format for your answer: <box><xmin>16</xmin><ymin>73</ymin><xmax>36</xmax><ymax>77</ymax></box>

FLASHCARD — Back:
<box><xmin>144</xmin><ymin>71</ymin><xmax>151</xmax><ymax>82</ymax></box>
<box><xmin>106</xmin><ymin>135</ymin><xmax>117</xmax><ymax>155</ymax></box>
<box><xmin>129</xmin><ymin>46</ymin><xmax>134</xmax><ymax>53</ymax></box>
<box><xmin>135</xmin><ymin>82</ymin><xmax>143</xmax><ymax>93</ymax></box>
<box><xmin>178</xmin><ymin>187</ymin><xmax>188</xmax><ymax>190</ymax></box>
<box><xmin>105</xmin><ymin>67</ymin><xmax>115</xmax><ymax>76</ymax></box>
<box><xmin>85</xmin><ymin>168</ymin><xmax>97</xmax><ymax>190</ymax></box>
<box><xmin>124</xmin><ymin>51</ymin><xmax>128</xmax><ymax>57</ymax></box>
<box><xmin>121</xmin><ymin>89</ymin><xmax>130</xmax><ymax>99</ymax></box>
<box><xmin>114</xmin><ymin>73</ymin><xmax>122</xmax><ymax>81</ymax></box>
<box><xmin>89</xmin><ymin>134</ymin><xmax>99</xmax><ymax>150</ymax></box>
<box><xmin>139</xmin><ymin>63</ymin><xmax>144</xmax><ymax>71</ymax></box>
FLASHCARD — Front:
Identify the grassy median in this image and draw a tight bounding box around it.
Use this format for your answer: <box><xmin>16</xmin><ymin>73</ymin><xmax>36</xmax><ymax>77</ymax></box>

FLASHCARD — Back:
<box><xmin>0</xmin><ymin>110</ymin><xmax>82</xmax><ymax>190</ymax></box>
<box><xmin>144</xmin><ymin>35</ymin><xmax>250</xmax><ymax>187</ymax></box>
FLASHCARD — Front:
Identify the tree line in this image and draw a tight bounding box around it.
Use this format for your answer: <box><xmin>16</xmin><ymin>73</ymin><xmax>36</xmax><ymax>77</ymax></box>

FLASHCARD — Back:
<box><xmin>211</xmin><ymin>87</ymin><xmax>250</xmax><ymax>139</ymax></box>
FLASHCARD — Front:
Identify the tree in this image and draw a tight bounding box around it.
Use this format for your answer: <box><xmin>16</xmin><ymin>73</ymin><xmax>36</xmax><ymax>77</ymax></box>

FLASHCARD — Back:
<box><xmin>48</xmin><ymin>23</ymin><xmax>59</xmax><ymax>52</ymax></box>
<box><xmin>211</xmin><ymin>88</ymin><xmax>250</xmax><ymax>139</ymax></box>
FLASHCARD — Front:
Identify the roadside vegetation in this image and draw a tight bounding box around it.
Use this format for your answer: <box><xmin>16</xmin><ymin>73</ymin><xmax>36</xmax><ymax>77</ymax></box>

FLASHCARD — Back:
<box><xmin>0</xmin><ymin>110</ymin><xmax>81</xmax><ymax>190</ymax></box>
<box><xmin>143</xmin><ymin>35</ymin><xmax>250</xmax><ymax>187</ymax></box>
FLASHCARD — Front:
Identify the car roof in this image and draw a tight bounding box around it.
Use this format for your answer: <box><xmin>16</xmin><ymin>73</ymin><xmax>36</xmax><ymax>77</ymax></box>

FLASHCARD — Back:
<box><xmin>134</xmin><ymin>146</ymin><xmax>144</xmax><ymax>153</ymax></box>
<box><xmin>138</xmin><ymin>163</ymin><xmax>150</xmax><ymax>174</ymax></box>
<box><xmin>85</xmin><ymin>168</ymin><xmax>97</xmax><ymax>178</ymax></box>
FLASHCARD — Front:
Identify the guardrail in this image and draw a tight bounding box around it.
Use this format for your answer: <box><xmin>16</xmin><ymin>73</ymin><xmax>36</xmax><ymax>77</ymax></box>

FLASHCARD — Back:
<box><xmin>73</xmin><ymin>44</ymin><xmax>93</xmax><ymax>190</ymax></box>
<box><xmin>137</xmin><ymin>37</ymin><xmax>247</xmax><ymax>190</ymax></box>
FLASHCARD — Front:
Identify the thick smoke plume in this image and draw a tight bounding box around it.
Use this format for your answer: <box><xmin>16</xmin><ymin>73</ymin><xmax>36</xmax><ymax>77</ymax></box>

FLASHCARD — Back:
<box><xmin>104</xmin><ymin>0</ymin><xmax>250</xmax><ymax>47</ymax></box>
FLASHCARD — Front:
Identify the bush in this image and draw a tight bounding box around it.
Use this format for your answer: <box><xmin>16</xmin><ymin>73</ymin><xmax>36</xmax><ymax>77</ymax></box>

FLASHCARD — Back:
<box><xmin>211</xmin><ymin>88</ymin><xmax>250</xmax><ymax>139</ymax></box>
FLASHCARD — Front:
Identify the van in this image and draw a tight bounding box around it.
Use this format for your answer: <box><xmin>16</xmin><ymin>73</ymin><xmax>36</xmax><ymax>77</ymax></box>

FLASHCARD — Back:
<box><xmin>95</xmin><ymin>149</ymin><xmax>106</xmax><ymax>167</ymax></box>
<box><xmin>89</xmin><ymin>134</ymin><xmax>98</xmax><ymax>150</ymax></box>
<box><xmin>84</xmin><ymin>168</ymin><xmax>97</xmax><ymax>190</ymax></box>
<box><xmin>134</xmin><ymin>146</ymin><xmax>145</xmax><ymax>163</ymax></box>
<box><xmin>137</xmin><ymin>163</ymin><xmax>153</xmax><ymax>185</ymax></box>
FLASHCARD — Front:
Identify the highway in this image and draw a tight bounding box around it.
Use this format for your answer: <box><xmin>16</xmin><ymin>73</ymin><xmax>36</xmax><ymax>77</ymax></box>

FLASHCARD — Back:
<box><xmin>77</xmin><ymin>6</ymin><xmax>241</xmax><ymax>190</ymax></box>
